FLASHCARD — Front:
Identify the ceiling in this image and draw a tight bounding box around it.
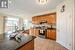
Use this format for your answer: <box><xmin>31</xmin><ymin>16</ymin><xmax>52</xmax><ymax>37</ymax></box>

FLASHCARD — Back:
<box><xmin>0</xmin><ymin>0</ymin><xmax>63</xmax><ymax>18</ymax></box>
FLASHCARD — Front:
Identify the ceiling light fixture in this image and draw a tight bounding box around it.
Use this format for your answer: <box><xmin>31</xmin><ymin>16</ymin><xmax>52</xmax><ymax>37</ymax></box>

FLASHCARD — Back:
<box><xmin>38</xmin><ymin>0</ymin><xmax>48</xmax><ymax>5</ymax></box>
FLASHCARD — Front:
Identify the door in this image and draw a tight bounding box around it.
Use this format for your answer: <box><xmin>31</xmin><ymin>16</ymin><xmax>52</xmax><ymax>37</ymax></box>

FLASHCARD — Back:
<box><xmin>5</xmin><ymin>17</ymin><xmax>19</xmax><ymax>35</ymax></box>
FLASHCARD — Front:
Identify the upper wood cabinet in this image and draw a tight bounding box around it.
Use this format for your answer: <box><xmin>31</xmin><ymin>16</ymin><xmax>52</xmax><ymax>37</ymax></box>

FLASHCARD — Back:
<box><xmin>32</xmin><ymin>12</ymin><xmax>56</xmax><ymax>24</ymax></box>
<box><xmin>32</xmin><ymin>17</ymin><xmax>39</xmax><ymax>24</ymax></box>
<box><xmin>47</xmin><ymin>14</ymin><xmax>56</xmax><ymax>24</ymax></box>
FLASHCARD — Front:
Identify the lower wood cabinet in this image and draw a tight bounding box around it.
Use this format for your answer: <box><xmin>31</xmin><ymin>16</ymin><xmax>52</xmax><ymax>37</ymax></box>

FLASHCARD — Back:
<box><xmin>29</xmin><ymin>28</ymin><xmax>56</xmax><ymax>40</ymax></box>
<box><xmin>29</xmin><ymin>28</ymin><xmax>34</xmax><ymax>35</ymax></box>
<box><xmin>46</xmin><ymin>29</ymin><xmax>56</xmax><ymax>40</ymax></box>
<box><xmin>29</xmin><ymin>29</ymin><xmax>39</xmax><ymax>36</ymax></box>
<box><xmin>34</xmin><ymin>29</ymin><xmax>39</xmax><ymax>36</ymax></box>
<box><xmin>18</xmin><ymin>40</ymin><xmax>34</xmax><ymax>50</ymax></box>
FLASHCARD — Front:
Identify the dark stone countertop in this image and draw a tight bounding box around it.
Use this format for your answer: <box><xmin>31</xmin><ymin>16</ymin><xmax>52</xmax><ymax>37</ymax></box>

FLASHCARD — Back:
<box><xmin>0</xmin><ymin>34</ymin><xmax>35</xmax><ymax>50</ymax></box>
<box><xmin>47</xmin><ymin>28</ymin><xmax>56</xmax><ymax>30</ymax></box>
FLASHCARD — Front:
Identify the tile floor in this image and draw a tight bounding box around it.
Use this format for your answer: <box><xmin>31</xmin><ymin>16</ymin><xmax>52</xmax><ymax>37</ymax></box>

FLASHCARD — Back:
<box><xmin>34</xmin><ymin>37</ymin><xmax>68</xmax><ymax>50</ymax></box>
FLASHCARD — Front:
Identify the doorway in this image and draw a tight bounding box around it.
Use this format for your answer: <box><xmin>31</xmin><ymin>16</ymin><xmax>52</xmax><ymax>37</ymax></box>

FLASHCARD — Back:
<box><xmin>5</xmin><ymin>17</ymin><xmax>19</xmax><ymax>37</ymax></box>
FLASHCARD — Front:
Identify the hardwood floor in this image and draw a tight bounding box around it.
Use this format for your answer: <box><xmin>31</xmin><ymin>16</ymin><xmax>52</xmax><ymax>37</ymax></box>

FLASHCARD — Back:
<box><xmin>34</xmin><ymin>37</ymin><xmax>68</xmax><ymax>50</ymax></box>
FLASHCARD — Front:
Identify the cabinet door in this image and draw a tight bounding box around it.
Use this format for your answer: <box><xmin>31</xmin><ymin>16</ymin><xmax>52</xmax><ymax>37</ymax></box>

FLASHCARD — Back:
<box><xmin>46</xmin><ymin>29</ymin><xmax>56</xmax><ymax>40</ymax></box>
<box><xmin>50</xmin><ymin>15</ymin><xmax>56</xmax><ymax>24</ymax></box>
<box><xmin>46</xmin><ymin>30</ymin><xmax>51</xmax><ymax>38</ymax></box>
<box><xmin>29</xmin><ymin>29</ymin><xmax>34</xmax><ymax>36</ymax></box>
<box><xmin>18</xmin><ymin>40</ymin><xmax>34</xmax><ymax>50</ymax></box>
<box><xmin>29</xmin><ymin>29</ymin><xmax>39</xmax><ymax>36</ymax></box>
<box><xmin>32</xmin><ymin>17</ymin><xmax>35</xmax><ymax>24</ymax></box>
<box><xmin>50</xmin><ymin>30</ymin><xmax>56</xmax><ymax>40</ymax></box>
<box><xmin>47</xmin><ymin>14</ymin><xmax>56</xmax><ymax>24</ymax></box>
<box><xmin>36</xmin><ymin>17</ymin><xmax>40</xmax><ymax>24</ymax></box>
<box><xmin>34</xmin><ymin>29</ymin><xmax>39</xmax><ymax>36</ymax></box>
<box><xmin>32</xmin><ymin>16</ymin><xmax>40</xmax><ymax>24</ymax></box>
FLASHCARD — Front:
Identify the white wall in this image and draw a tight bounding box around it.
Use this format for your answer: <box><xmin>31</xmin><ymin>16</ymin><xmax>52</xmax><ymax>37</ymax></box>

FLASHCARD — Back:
<box><xmin>73</xmin><ymin>0</ymin><xmax>75</xmax><ymax>50</ymax></box>
<box><xmin>56</xmin><ymin>0</ymin><xmax>74</xmax><ymax>50</ymax></box>
<box><xmin>32</xmin><ymin>9</ymin><xmax>56</xmax><ymax>16</ymax></box>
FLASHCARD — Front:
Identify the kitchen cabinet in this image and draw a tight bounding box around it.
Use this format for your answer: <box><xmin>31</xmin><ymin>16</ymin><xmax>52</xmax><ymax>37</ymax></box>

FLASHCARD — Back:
<box><xmin>29</xmin><ymin>29</ymin><xmax>39</xmax><ymax>36</ymax></box>
<box><xmin>32</xmin><ymin>12</ymin><xmax>56</xmax><ymax>24</ymax></box>
<box><xmin>29</xmin><ymin>28</ymin><xmax>34</xmax><ymax>35</ymax></box>
<box><xmin>47</xmin><ymin>14</ymin><xmax>56</xmax><ymax>24</ymax></box>
<box><xmin>46</xmin><ymin>29</ymin><xmax>56</xmax><ymax>40</ymax></box>
<box><xmin>39</xmin><ymin>16</ymin><xmax>46</xmax><ymax>21</ymax></box>
<box><xmin>32</xmin><ymin>16</ymin><xmax>40</xmax><ymax>24</ymax></box>
<box><xmin>18</xmin><ymin>40</ymin><xmax>34</xmax><ymax>50</ymax></box>
<box><xmin>34</xmin><ymin>29</ymin><xmax>39</xmax><ymax>36</ymax></box>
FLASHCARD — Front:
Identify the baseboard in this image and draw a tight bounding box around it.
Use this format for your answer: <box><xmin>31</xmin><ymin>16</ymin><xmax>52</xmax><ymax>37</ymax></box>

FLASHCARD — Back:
<box><xmin>56</xmin><ymin>40</ymin><xmax>68</xmax><ymax>49</ymax></box>
<box><xmin>56</xmin><ymin>40</ymin><xmax>73</xmax><ymax>50</ymax></box>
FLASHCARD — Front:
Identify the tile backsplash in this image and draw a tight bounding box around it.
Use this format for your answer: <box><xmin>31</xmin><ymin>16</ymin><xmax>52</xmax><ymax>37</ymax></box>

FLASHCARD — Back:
<box><xmin>52</xmin><ymin>24</ymin><xmax>56</xmax><ymax>28</ymax></box>
<box><xmin>32</xmin><ymin>23</ymin><xmax>56</xmax><ymax>29</ymax></box>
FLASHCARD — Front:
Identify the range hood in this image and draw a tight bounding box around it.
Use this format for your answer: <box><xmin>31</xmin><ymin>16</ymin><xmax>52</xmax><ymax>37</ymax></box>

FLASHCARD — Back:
<box><xmin>40</xmin><ymin>20</ymin><xmax>47</xmax><ymax>24</ymax></box>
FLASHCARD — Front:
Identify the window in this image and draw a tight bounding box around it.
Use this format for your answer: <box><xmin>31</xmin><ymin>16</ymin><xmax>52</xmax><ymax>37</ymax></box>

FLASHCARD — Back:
<box><xmin>23</xmin><ymin>20</ymin><xmax>32</xmax><ymax>30</ymax></box>
<box><xmin>5</xmin><ymin>17</ymin><xmax>19</xmax><ymax>35</ymax></box>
